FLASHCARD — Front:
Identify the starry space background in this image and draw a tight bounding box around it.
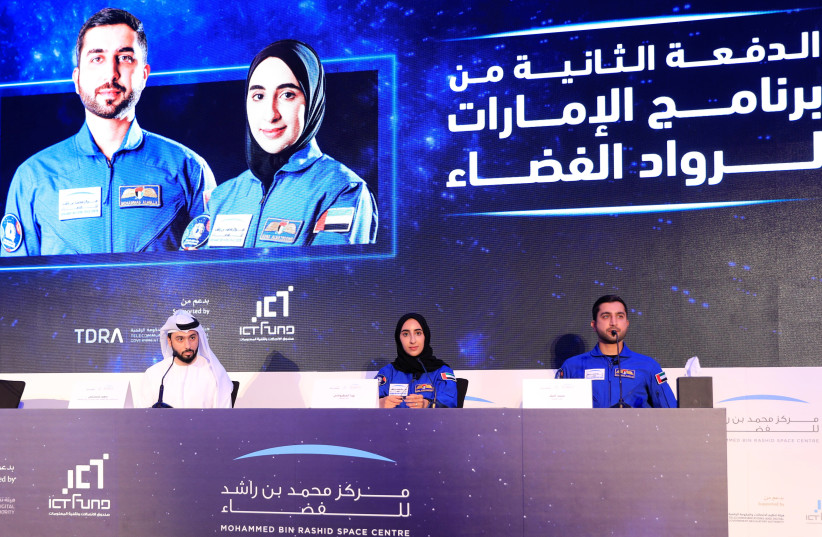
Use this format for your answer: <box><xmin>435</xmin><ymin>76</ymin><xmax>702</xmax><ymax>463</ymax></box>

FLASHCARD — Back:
<box><xmin>1</xmin><ymin>0</ymin><xmax>821</xmax><ymax>373</ymax></box>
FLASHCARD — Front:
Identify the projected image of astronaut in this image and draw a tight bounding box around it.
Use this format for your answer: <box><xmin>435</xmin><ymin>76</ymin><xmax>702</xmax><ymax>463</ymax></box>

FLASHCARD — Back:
<box><xmin>202</xmin><ymin>40</ymin><xmax>377</xmax><ymax>248</ymax></box>
<box><xmin>1</xmin><ymin>8</ymin><xmax>215</xmax><ymax>257</ymax></box>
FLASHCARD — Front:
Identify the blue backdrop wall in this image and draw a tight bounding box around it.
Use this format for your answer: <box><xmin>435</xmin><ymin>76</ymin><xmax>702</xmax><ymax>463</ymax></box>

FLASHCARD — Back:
<box><xmin>0</xmin><ymin>0</ymin><xmax>820</xmax><ymax>373</ymax></box>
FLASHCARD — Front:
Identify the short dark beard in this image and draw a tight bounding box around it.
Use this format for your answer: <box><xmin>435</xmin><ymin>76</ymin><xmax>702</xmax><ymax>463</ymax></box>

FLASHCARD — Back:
<box><xmin>78</xmin><ymin>81</ymin><xmax>141</xmax><ymax>120</ymax></box>
<box><xmin>172</xmin><ymin>347</ymin><xmax>198</xmax><ymax>365</ymax></box>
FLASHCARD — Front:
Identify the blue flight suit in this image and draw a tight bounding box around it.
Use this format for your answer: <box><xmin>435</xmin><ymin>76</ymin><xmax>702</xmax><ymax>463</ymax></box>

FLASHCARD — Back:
<box><xmin>2</xmin><ymin>121</ymin><xmax>214</xmax><ymax>256</ymax></box>
<box><xmin>555</xmin><ymin>344</ymin><xmax>678</xmax><ymax>408</ymax></box>
<box><xmin>376</xmin><ymin>363</ymin><xmax>458</xmax><ymax>408</ymax></box>
<box><xmin>206</xmin><ymin>139</ymin><xmax>377</xmax><ymax>247</ymax></box>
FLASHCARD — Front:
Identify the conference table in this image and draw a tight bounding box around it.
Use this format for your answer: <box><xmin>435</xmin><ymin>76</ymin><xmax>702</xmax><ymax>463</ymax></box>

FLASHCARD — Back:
<box><xmin>0</xmin><ymin>408</ymin><xmax>727</xmax><ymax>536</ymax></box>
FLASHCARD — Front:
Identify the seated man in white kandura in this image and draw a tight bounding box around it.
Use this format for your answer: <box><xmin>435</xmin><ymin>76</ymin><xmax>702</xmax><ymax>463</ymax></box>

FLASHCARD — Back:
<box><xmin>141</xmin><ymin>310</ymin><xmax>233</xmax><ymax>408</ymax></box>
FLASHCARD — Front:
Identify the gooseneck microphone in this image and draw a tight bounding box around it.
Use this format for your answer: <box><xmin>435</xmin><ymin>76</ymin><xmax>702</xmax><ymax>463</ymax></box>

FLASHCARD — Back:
<box><xmin>611</xmin><ymin>329</ymin><xmax>628</xmax><ymax>408</ymax></box>
<box><xmin>416</xmin><ymin>357</ymin><xmax>438</xmax><ymax>408</ymax></box>
<box><xmin>152</xmin><ymin>360</ymin><xmax>174</xmax><ymax>408</ymax></box>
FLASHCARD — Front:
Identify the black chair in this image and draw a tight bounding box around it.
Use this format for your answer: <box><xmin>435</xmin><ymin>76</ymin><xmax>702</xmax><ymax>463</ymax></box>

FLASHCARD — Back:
<box><xmin>456</xmin><ymin>377</ymin><xmax>469</xmax><ymax>408</ymax></box>
<box><xmin>230</xmin><ymin>380</ymin><xmax>240</xmax><ymax>408</ymax></box>
<box><xmin>0</xmin><ymin>379</ymin><xmax>25</xmax><ymax>409</ymax></box>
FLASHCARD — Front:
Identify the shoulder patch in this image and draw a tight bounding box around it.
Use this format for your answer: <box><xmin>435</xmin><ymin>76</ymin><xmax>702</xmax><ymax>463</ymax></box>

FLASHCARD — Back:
<box><xmin>181</xmin><ymin>214</ymin><xmax>211</xmax><ymax>250</ymax></box>
<box><xmin>313</xmin><ymin>207</ymin><xmax>355</xmax><ymax>233</ymax></box>
<box><xmin>441</xmin><ymin>371</ymin><xmax>456</xmax><ymax>382</ymax></box>
<box><xmin>655</xmin><ymin>371</ymin><xmax>669</xmax><ymax>384</ymax></box>
<box><xmin>1</xmin><ymin>214</ymin><xmax>23</xmax><ymax>253</ymax></box>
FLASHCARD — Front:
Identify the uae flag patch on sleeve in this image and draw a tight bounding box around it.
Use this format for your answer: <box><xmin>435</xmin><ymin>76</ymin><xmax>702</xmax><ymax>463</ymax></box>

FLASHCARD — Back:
<box><xmin>655</xmin><ymin>371</ymin><xmax>669</xmax><ymax>384</ymax></box>
<box><xmin>313</xmin><ymin>207</ymin><xmax>355</xmax><ymax>233</ymax></box>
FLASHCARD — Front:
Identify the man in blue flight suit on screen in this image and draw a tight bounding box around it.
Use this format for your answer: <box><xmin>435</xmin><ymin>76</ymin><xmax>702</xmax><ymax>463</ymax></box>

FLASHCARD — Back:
<box><xmin>1</xmin><ymin>8</ymin><xmax>214</xmax><ymax>257</ymax></box>
<box><xmin>556</xmin><ymin>294</ymin><xmax>677</xmax><ymax>408</ymax></box>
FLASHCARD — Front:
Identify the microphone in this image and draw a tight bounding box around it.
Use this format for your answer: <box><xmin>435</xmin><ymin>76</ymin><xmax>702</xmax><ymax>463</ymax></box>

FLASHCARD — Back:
<box><xmin>152</xmin><ymin>360</ymin><xmax>174</xmax><ymax>408</ymax></box>
<box><xmin>610</xmin><ymin>329</ymin><xmax>628</xmax><ymax>408</ymax></box>
<box><xmin>416</xmin><ymin>357</ymin><xmax>438</xmax><ymax>408</ymax></box>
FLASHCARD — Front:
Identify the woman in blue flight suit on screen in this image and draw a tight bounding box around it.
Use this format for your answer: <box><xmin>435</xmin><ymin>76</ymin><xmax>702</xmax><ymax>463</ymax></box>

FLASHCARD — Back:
<box><xmin>203</xmin><ymin>40</ymin><xmax>377</xmax><ymax>248</ymax></box>
<box><xmin>376</xmin><ymin>313</ymin><xmax>458</xmax><ymax>408</ymax></box>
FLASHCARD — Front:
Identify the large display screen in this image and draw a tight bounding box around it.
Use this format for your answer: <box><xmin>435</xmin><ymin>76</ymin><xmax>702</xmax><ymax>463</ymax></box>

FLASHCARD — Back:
<box><xmin>0</xmin><ymin>1</ymin><xmax>820</xmax><ymax>373</ymax></box>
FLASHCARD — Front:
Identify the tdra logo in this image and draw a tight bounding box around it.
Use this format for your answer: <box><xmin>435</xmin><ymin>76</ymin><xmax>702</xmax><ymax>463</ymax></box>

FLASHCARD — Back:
<box><xmin>74</xmin><ymin>328</ymin><xmax>123</xmax><ymax>344</ymax></box>
<box><xmin>48</xmin><ymin>453</ymin><xmax>112</xmax><ymax>514</ymax></box>
<box><xmin>240</xmin><ymin>287</ymin><xmax>296</xmax><ymax>340</ymax></box>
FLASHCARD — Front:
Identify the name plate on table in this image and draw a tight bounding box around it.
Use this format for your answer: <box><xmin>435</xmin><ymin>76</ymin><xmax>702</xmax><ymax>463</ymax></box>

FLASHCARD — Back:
<box><xmin>311</xmin><ymin>378</ymin><xmax>378</xmax><ymax>408</ymax></box>
<box><xmin>68</xmin><ymin>379</ymin><xmax>133</xmax><ymax>408</ymax></box>
<box><xmin>522</xmin><ymin>379</ymin><xmax>592</xmax><ymax>408</ymax></box>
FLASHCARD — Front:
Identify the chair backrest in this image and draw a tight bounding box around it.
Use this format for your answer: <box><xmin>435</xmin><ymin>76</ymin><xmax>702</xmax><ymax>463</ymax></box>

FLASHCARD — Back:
<box><xmin>0</xmin><ymin>379</ymin><xmax>25</xmax><ymax>409</ymax></box>
<box><xmin>456</xmin><ymin>377</ymin><xmax>469</xmax><ymax>408</ymax></box>
<box><xmin>231</xmin><ymin>380</ymin><xmax>240</xmax><ymax>408</ymax></box>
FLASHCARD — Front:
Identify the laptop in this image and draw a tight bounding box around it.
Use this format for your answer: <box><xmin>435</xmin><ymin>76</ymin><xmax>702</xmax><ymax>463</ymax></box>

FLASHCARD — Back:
<box><xmin>0</xmin><ymin>380</ymin><xmax>25</xmax><ymax>409</ymax></box>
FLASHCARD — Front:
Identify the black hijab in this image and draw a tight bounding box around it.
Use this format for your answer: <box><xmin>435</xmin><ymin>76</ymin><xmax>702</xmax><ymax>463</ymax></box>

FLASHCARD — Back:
<box><xmin>391</xmin><ymin>313</ymin><xmax>448</xmax><ymax>375</ymax></box>
<box><xmin>245</xmin><ymin>39</ymin><xmax>326</xmax><ymax>190</ymax></box>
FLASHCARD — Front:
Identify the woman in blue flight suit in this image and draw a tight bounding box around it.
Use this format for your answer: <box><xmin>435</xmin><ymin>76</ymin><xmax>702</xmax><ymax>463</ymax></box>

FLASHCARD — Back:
<box><xmin>376</xmin><ymin>313</ymin><xmax>458</xmax><ymax>409</ymax></box>
<box><xmin>204</xmin><ymin>40</ymin><xmax>377</xmax><ymax>248</ymax></box>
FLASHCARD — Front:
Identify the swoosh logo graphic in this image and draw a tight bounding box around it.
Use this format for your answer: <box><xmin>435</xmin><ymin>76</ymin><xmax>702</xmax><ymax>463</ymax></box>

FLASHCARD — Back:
<box><xmin>235</xmin><ymin>444</ymin><xmax>395</xmax><ymax>463</ymax></box>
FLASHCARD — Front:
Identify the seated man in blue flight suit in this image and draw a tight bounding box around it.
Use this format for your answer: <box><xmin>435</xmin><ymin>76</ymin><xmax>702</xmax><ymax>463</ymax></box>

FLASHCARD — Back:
<box><xmin>1</xmin><ymin>8</ymin><xmax>214</xmax><ymax>257</ymax></box>
<box><xmin>556</xmin><ymin>294</ymin><xmax>677</xmax><ymax>408</ymax></box>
